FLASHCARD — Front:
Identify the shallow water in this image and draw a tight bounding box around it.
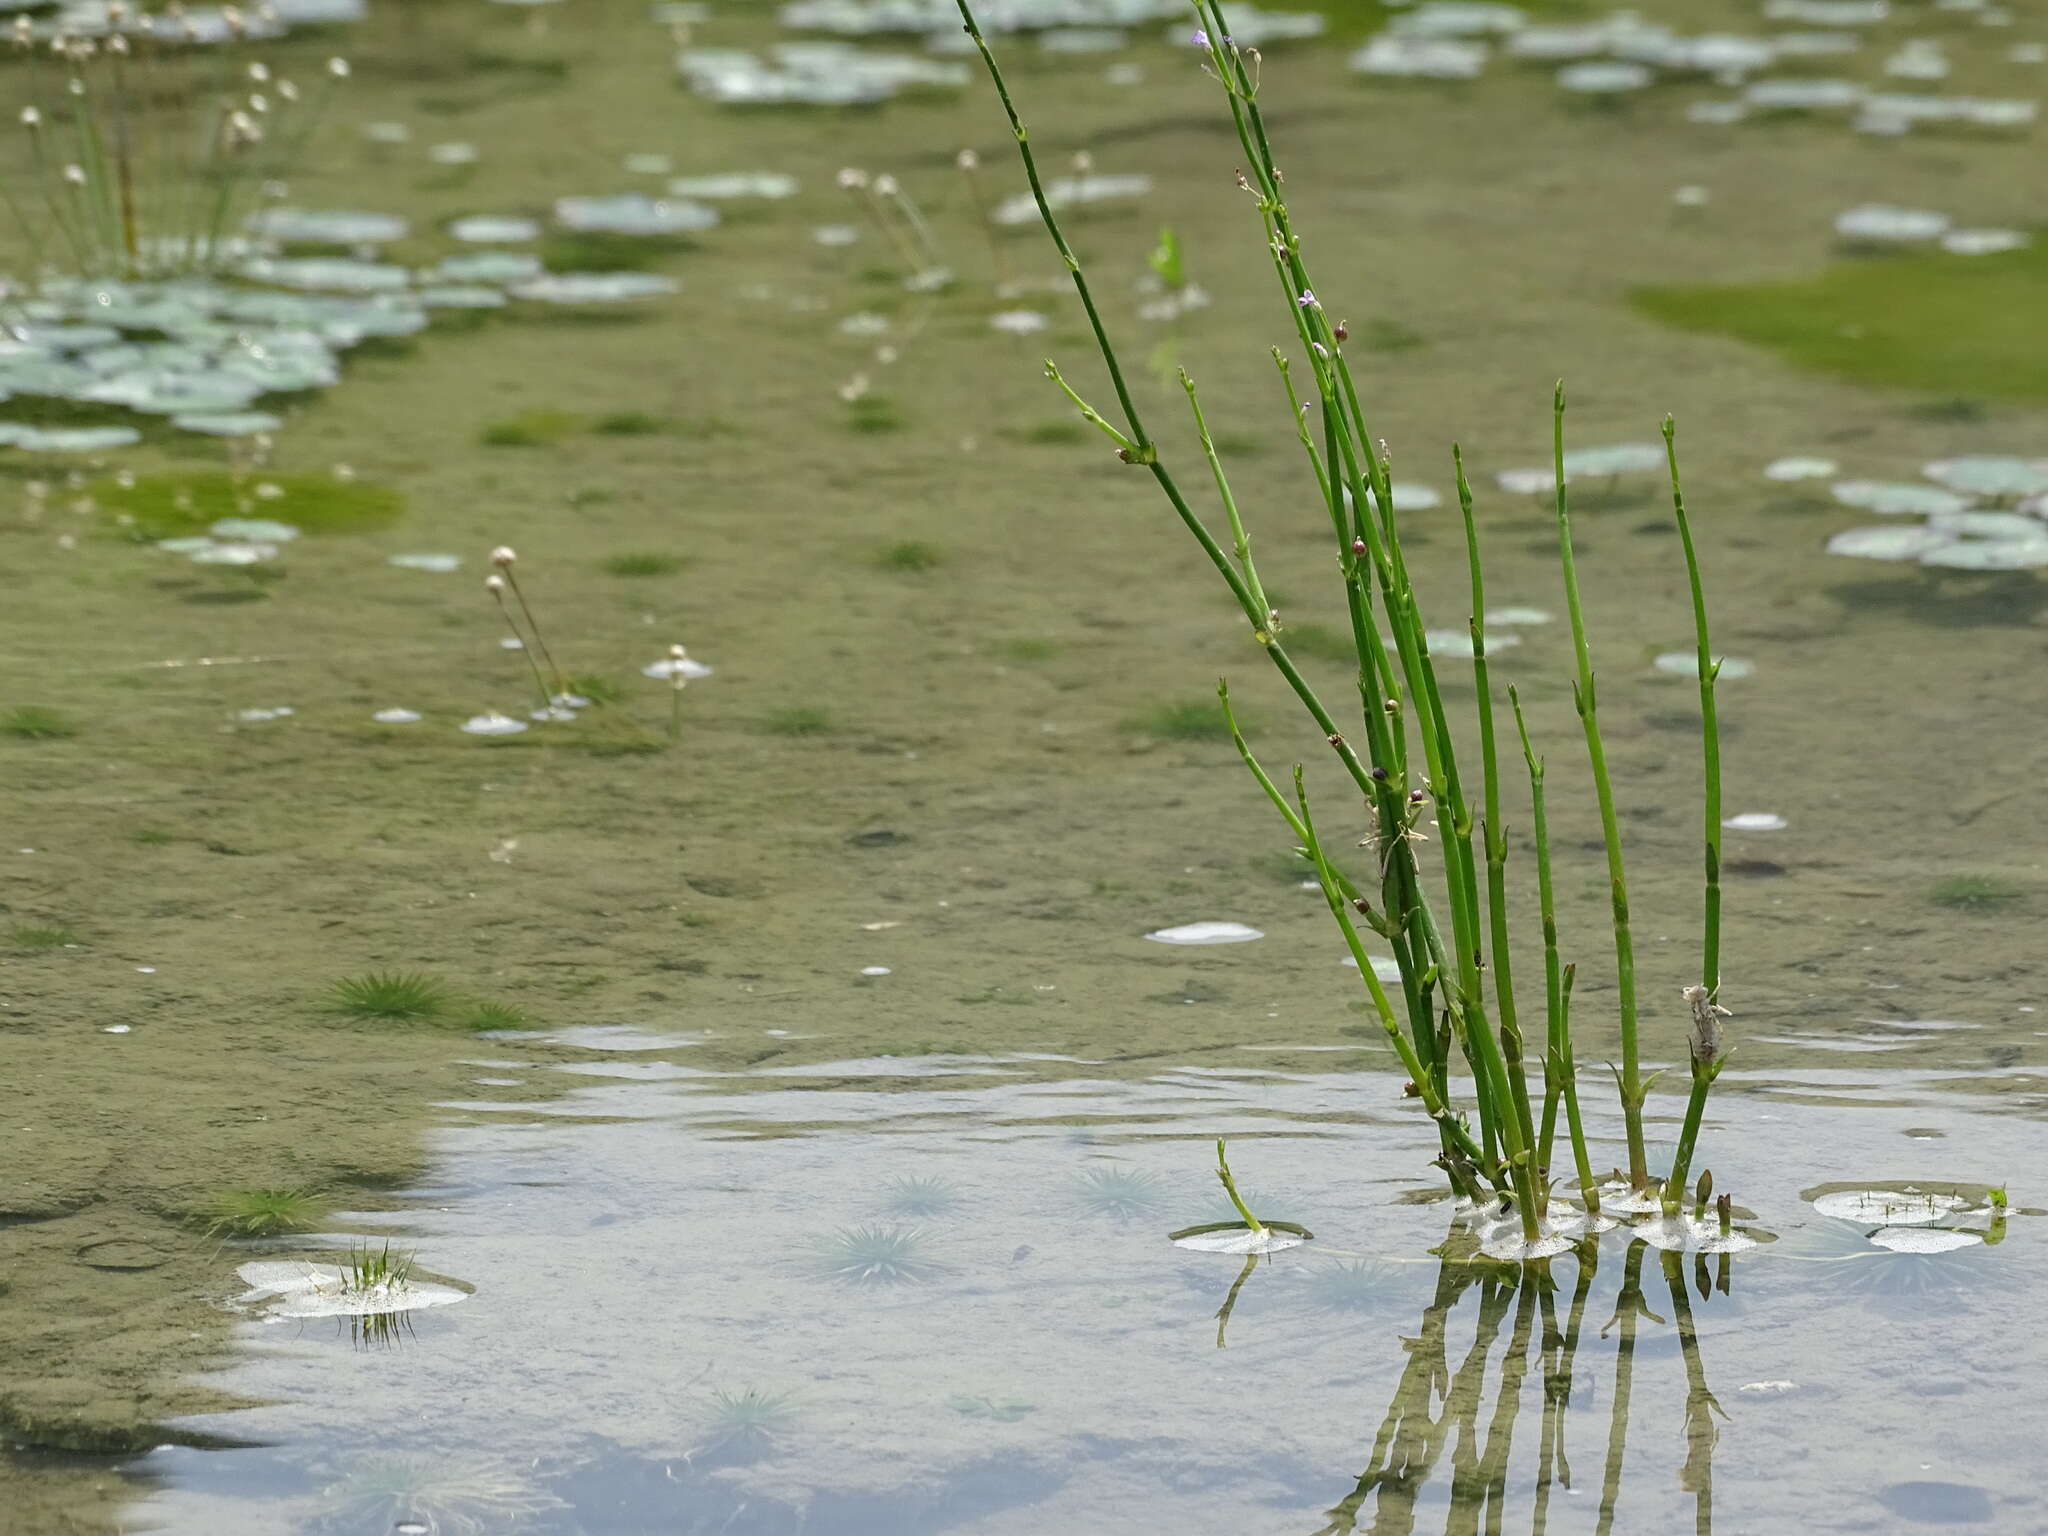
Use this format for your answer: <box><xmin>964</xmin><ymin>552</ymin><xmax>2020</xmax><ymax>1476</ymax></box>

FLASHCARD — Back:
<box><xmin>127</xmin><ymin>1056</ymin><xmax>2048</xmax><ymax>1533</ymax></box>
<box><xmin>2</xmin><ymin>0</ymin><xmax>2046</xmax><ymax>1529</ymax></box>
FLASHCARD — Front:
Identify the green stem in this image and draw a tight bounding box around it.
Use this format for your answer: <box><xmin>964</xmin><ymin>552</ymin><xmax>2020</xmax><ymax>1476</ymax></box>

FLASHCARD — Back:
<box><xmin>1665</xmin><ymin>417</ymin><xmax>1722</xmax><ymax>999</ymax></box>
<box><xmin>1552</xmin><ymin>383</ymin><xmax>1648</xmax><ymax>1189</ymax></box>
<box><xmin>1213</xmin><ymin>1139</ymin><xmax>1265</xmax><ymax>1235</ymax></box>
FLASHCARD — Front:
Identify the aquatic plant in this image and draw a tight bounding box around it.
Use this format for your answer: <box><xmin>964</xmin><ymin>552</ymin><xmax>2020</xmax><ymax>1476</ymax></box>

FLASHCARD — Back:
<box><xmin>875</xmin><ymin>539</ymin><xmax>945</xmax><ymax>572</ymax></box>
<box><xmin>881</xmin><ymin>1175</ymin><xmax>961</xmax><ymax>1218</ymax></box>
<box><xmin>313</xmin><ymin>1453</ymin><xmax>566</xmax><ymax>1536</ymax></box>
<box><xmin>1</xmin><ymin>706</ymin><xmax>77</xmax><ymax>740</ymax></box>
<box><xmin>202</xmin><ymin>1187</ymin><xmax>331</xmax><ymax>1239</ymax></box>
<box><xmin>810</xmin><ymin>1224</ymin><xmax>943</xmax><ymax>1285</ymax></box>
<box><xmin>2</xmin><ymin>19</ymin><xmax>352</xmax><ymax>281</ymax></box>
<box><xmin>696</xmin><ymin>1387</ymin><xmax>798</xmax><ymax>1455</ymax></box>
<box><xmin>757</xmin><ymin>706</ymin><xmax>833</xmax><ymax>738</ymax></box>
<box><xmin>1123</xmin><ymin>696</ymin><xmax>1228</xmax><ymax>743</ymax></box>
<box><xmin>329</xmin><ymin>971</ymin><xmax>449</xmax><ymax>1022</ymax></box>
<box><xmin>1074</xmin><ymin>1165</ymin><xmax>1170</xmax><ymax>1221</ymax></box>
<box><xmin>602</xmin><ymin>551</ymin><xmax>686</xmax><ymax>577</ymax></box>
<box><xmin>345</xmin><ymin>1241</ymin><xmax>415</xmax><ymax>1293</ymax></box>
<box><xmin>485</xmin><ymin>545</ymin><xmax>574</xmax><ymax>715</ymax></box>
<box><xmin>8</xmin><ymin>924</ymin><xmax>80</xmax><ymax>951</ymax></box>
<box><xmin>1928</xmin><ymin>873</ymin><xmax>2024</xmax><ymax>911</ymax></box>
<box><xmin>1297</xmin><ymin>1258</ymin><xmax>1405</xmax><ymax>1314</ymax></box>
<box><xmin>464</xmin><ymin>1001</ymin><xmax>532</xmax><ymax>1031</ymax></box>
<box><xmin>958</xmin><ymin>0</ymin><xmax>1733</xmax><ymax>1244</ymax></box>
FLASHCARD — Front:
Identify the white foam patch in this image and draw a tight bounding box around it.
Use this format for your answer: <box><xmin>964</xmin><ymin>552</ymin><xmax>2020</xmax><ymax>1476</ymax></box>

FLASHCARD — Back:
<box><xmin>1145</xmin><ymin>922</ymin><xmax>1263</xmax><ymax>945</ymax></box>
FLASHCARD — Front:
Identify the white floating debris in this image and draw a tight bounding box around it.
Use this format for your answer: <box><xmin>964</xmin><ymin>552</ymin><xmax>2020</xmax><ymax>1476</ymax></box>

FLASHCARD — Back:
<box><xmin>1496</xmin><ymin>468</ymin><xmax>1554</xmax><ymax>495</ymax></box>
<box><xmin>1144</xmin><ymin>922</ymin><xmax>1264</xmax><ymax>946</ymax></box>
<box><xmin>641</xmin><ymin>655</ymin><xmax>714</xmax><ymax>680</ymax></box>
<box><xmin>103</xmin><ymin>1025</ymin><xmax>132</xmax><ymax>1034</ymax></box>
<box><xmin>236</xmin><ymin>706</ymin><xmax>295</xmax><ymax>722</ymax></box>
<box><xmin>1484</xmin><ymin>606</ymin><xmax>1552</xmax><ymax>625</ymax></box>
<box><xmin>462</xmin><ymin>713</ymin><xmax>529</xmax><ymax>736</ymax></box>
<box><xmin>1940</xmin><ymin>228</ymin><xmax>2029</xmax><ymax>256</ymax></box>
<box><xmin>372</xmin><ymin>708</ymin><xmax>422</xmax><ymax>724</ymax></box>
<box><xmin>1687</xmin><ymin>99</ymin><xmax>1750</xmax><ymax>123</ymax></box>
<box><xmin>211</xmin><ymin>518</ymin><xmax>299</xmax><ymax>542</ymax></box>
<box><xmin>248</xmin><ymin>208</ymin><xmax>409</xmax><ymax>245</ymax></box>
<box><xmin>1557</xmin><ymin>60</ymin><xmax>1654</xmax><ymax>92</ymax></box>
<box><xmin>553</xmin><ymin>193</ymin><xmax>719</xmax><ymax>237</ymax></box>
<box><xmin>174</xmin><ymin>411</ymin><xmax>282</xmax><ymax>437</ymax></box>
<box><xmin>990</xmin><ymin>174</ymin><xmax>1153</xmax><ymax>226</ymax></box>
<box><xmin>990</xmin><ymin>310</ymin><xmax>1050</xmax><ymax>335</ymax></box>
<box><xmin>1724</xmin><ymin>812</ymin><xmax>1787</xmax><ymax>831</ymax></box>
<box><xmin>9</xmin><ymin>426</ymin><xmax>142</xmax><ymax>453</ymax></box>
<box><xmin>1350</xmin><ymin>35</ymin><xmax>1490</xmax><ymax>79</ymax></box>
<box><xmin>1389</xmin><ymin>481</ymin><xmax>1443</xmax><ymax>511</ymax></box>
<box><xmin>508</xmin><ymin>273</ymin><xmax>679</xmax><ymax>304</ymax></box>
<box><xmin>624</xmin><ymin>153</ymin><xmax>675</xmax><ymax>175</ymax></box>
<box><xmin>1765</xmin><ymin>456</ymin><xmax>1838</xmax><ymax>481</ymax></box>
<box><xmin>1762</xmin><ymin>0</ymin><xmax>1888</xmax><ymax>22</ymax></box>
<box><xmin>667</xmin><ymin>172</ymin><xmax>799</xmax><ymax>200</ymax></box>
<box><xmin>1921</xmin><ymin>538</ymin><xmax>2048</xmax><ymax>570</ymax></box>
<box><xmin>363</xmin><ymin>121</ymin><xmax>412</xmax><ymax>145</ymax></box>
<box><xmin>448</xmin><ymin>214</ymin><xmax>541</xmax><ymax>243</ymax></box>
<box><xmin>1740</xmin><ymin>1380</ymin><xmax>1799</xmax><ymax>1395</ymax></box>
<box><xmin>860</xmin><ymin>965</ymin><xmax>892</xmax><ymax>976</ymax></box>
<box><xmin>1673</xmin><ymin>185</ymin><xmax>1711</xmax><ymax>207</ymax></box>
<box><xmin>1423</xmin><ymin>628</ymin><xmax>1520</xmax><ymax>657</ymax></box>
<box><xmin>191</xmin><ymin>541</ymin><xmax>278</xmax><ymax>566</ymax></box>
<box><xmin>428</xmin><ymin>142</ymin><xmax>480</xmax><ymax>166</ymax></box>
<box><xmin>838</xmin><ymin>312</ymin><xmax>890</xmax><ymax>336</ymax></box>
<box><xmin>812</xmin><ymin>224</ymin><xmax>861</xmax><ymax>246</ymax></box>
<box><xmin>1831</xmin><ymin>480</ymin><xmax>1973</xmax><ymax>516</ymax></box>
<box><xmin>1342</xmin><ymin>953</ymin><xmax>1406</xmax><ymax>982</ymax></box>
<box><xmin>1812</xmin><ymin>1187</ymin><xmax>1968</xmax><ymax>1224</ymax></box>
<box><xmin>389</xmin><ymin>552</ymin><xmax>462</xmax><ymax>572</ymax></box>
<box><xmin>1389</xmin><ymin>4</ymin><xmax>1527</xmax><ymax>38</ymax></box>
<box><xmin>1833</xmin><ymin>204</ymin><xmax>1950</xmax><ymax>244</ymax></box>
<box><xmin>1885</xmin><ymin>39</ymin><xmax>1949</xmax><ymax>80</ymax></box>
<box><xmin>1745</xmin><ymin>77</ymin><xmax>1866</xmax><ymax>110</ymax></box>
<box><xmin>233</xmin><ymin>1260</ymin><xmax>467</xmax><ymax>1320</ymax></box>
<box><xmin>1869</xmin><ymin>1226</ymin><xmax>1981</xmax><ymax>1254</ymax></box>
<box><xmin>1924</xmin><ymin>456</ymin><xmax>2048</xmax><ymax>498</ymax></box>
<box><xmin>1171</xmin><ymin>1225</ymin><xmax>1307</xmax><ymax>1255</ymax></box>
<box><xmin>1654</xmin><ymin>652</ymin><xmax>1754</xmax><ymax>679</ymax></box>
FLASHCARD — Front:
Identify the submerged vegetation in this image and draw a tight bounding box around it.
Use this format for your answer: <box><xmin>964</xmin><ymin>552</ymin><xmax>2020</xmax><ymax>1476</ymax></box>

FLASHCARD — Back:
<box><xmin>961</xmin><ymin>0</ymin><xmax>1735</xmax><ymax>1249</ymax></box>
<box><xmin>1</xmin><ymin>706</ymin><xmax>79</xmax><ymax>740</ymax></box>
<box><xmin>202</xmin><ymin>1188</ymin><xmax>331</xmax><ymax>1239</ymax></box>
<box><xmin>809</xmin><ymin>1224</ymin><xmax>943</xmax><ymax>1286</ymax></box>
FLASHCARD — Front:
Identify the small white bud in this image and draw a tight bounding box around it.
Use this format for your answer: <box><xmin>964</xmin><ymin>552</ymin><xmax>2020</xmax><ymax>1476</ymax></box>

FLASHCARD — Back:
<box><xmin>955</xmin><ymin>148</ymin><xmax>978</xmax><ymax>171</ymax></box>
<box><xmin>490</xmin><ymin>545</ymin><xmax>516</xmax><ymax>567</ymax></box>
<box><xmin>835</xmin><ymin>166</ymin><xmax>867</xmax><ymax>190</ymax></box>
<box><xmin>668</xmin><ymin>643</ymin><xmax>686</xmax><ymax>660</ymax></box>
<box><xmin>62</xmin><ymin>163</ymin><xmax>85</xmax><ymax>186</ymax></box>
<box><xmin>327</xmin><ymin>56</ymin><xmax>349</xmax><ymax>78</ymax></box>
<box><xmin>484</xmin><ymin>573</ymin><xmax>506</xmax><ymax>593</ymax></box>
<box><xmin>873</xmin><ymin>173</ymin><xmax>899</xmax><ymax>197</ymax></box>
<box><xmin>20</xmin><ymin>107</ymin><xmax>40</xmax><ymax>128</ymax></box>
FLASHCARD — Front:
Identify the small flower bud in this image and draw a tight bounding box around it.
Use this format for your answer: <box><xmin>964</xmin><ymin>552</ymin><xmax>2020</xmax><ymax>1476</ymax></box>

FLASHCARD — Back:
<box><xmin>955</xmin><ymin>148</ymin><xmax>978</xmax><ymax>171</ymax></box>
<box><xmin>836</xmin><ymin>166</ymin><xmax>868</xmax><ymax>190</ymax></box>
<box><xmin>1370</xmin><ymin>765</ymin><xmax>1388</xmax><ymax>782</ymax></box>
<box><xmin>668</xmin><ymin>643</ymin><xmax>686</xmax><ymax>660</ymax></box>
<box><xmin>326</xmin><ymin>56</ymin><xmax>349</xmax><ymax>77</ymax></box>
<box><xmin>1408</xmin><ymin>788</ymin><xmax>1425</xmax><ymax>804</ymax></box>
<box><xmin>484</xmin><ymin>574</ymin><xmax>506</xmax><ymax>593</ymax></box>
<box><xmin>490</xmin><ymin>545</ymin><xmax>516</xmax><ymax>567</ymax></box>
<box><xmin>1350</xmin><ymin>537</ymin><xmax>1366</xmax><ymax>556</ymax></box>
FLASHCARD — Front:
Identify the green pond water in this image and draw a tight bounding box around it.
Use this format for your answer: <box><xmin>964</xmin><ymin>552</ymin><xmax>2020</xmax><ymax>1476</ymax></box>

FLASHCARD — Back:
<box><xmin>1</xmin><ymin>0</ymin><xmax>2045</xmax><ymax>1531</ymax></box>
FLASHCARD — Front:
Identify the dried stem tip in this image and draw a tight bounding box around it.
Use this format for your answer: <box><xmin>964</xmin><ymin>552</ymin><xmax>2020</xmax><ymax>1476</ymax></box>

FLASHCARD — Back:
<box><xmin>1682</xmin><ymin>983</ymin><xmax>1729</xmax><ymax>1066</ymax></box>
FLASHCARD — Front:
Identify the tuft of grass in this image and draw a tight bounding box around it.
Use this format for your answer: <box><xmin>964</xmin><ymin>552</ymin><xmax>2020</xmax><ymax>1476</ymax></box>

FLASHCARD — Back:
<box><xmin>592</xmin><ymin>410</ymin><xmax>668</xmax><ymax>436</ymax></box>
<box><xmin>600</xmin><ymin>551</ymin><xmax>685</xmax><ymax>577</ymax></box>
<box><xmin>9</xmin><ymin>925</ymin><xmax>80</xmax><ymax>951</ymax></box>
<box><xmin>329</xmin><ymin>971</ymin><xmax>450</xmax><ymax>1022</ymax></box>
<box><xmin>1634</xmin><ymin>240</ymin><xmax>2048</xmax><ymax>400</ymax></box>
<box><xmin>1074</xmin><ymin>1166</ymin><xmax>1169</xmax><ymax>1221</ymax></box>
<box><xmin>698</xmin><ymin>1388</ymin><xmax>797</xmax><ymax>1454</ymax></box>
<box><xmin>1928</xmin><ymin>874</ymin><xmax>2025</xmax><ymax>912</ymax></box>
<box><xmin>757</xmin><ymin>706</ymin><xmax>833</xmax><ymax>738</ymax></box>
<box><xmin>89</xmin><ymin>472</ymin><xmax>402</xmax><ymax>539</ymax></box>
<box><xmin>464</xmin><ymin>1001</ymin><xmax>533</xmax><ymax>1031</ymax></box>
<box><xmin>881</xmin><ymin>1176</ymin><xmax>961</xmax><ymax>1218</ymax></box>
<box><xmin>345</xmin><ymin>1241</ymin><xmax>415</xmax><ymax>1292</ymax></box>
<box><xmin>1280</xmin><ymin>621</ymin><xmax>1359</xmax><ymax>663</ymax></box>
<box><xmin>990</xmin><ymin>636</ymin><xmax>1058</xmax><ymax>662</ymax></box>
<box><xmin>1123</xmin><ymin>697</ymin><xmax>1228</xmax><ymax>742</ymax></box>
<box><xmin>131</xmin><ymin>827</ymin><xmax>176</xmax><ymax>846</ymax></box>
<box><xmin>809</xmin><ymin>1225</ymin><xmax>943</xmax><ymax>1285</ymax></box>
<box><xmin>564</xmin><ymin>674</ymin><xmax>624</xmax><ymax>706</ymax></box>
<box><xmin>480</xmin><ymin>411</ymin><xmax>582</xmax><ymax>448</ymax></box>
<box><xmin>202</xmin><ymin>1188</ymin><xmax>331</xmax><ymax>1239</ymax></box>
<box><xmin>2</xmin><ymin>707</ymin><xmax>78</xmax><ymax>740</ymax></box>
<box><xmin>875</xmin><ymin>540</ymin><xmax>944</xmax><ymax>573</ymax></box>
<box><xmin>1006</xmin><ymin>418</ymin><xmax>1087</xmax><ymax>446</ymax></box>
<box><xmin>844</xmin><ymin>396</ymin><xmax>906</xmax><ymax>433</ymax></box>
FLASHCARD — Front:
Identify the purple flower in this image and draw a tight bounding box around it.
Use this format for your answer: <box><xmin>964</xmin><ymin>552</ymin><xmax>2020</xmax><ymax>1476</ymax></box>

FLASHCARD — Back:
<box><xmin>1297</xmin><ymin>289</ymin><xmax>1317</xmax><ymax>308</ymax></box>
<box><xmin>1192</xmin><ymin>27</ymin><xmax>1209</xmax><ymax>46</ymax></box>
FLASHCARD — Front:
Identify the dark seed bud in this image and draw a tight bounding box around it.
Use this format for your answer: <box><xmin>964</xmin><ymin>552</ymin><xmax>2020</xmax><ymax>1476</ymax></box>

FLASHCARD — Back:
<box><xmin>1350</xmin><ymin>537</ymin><xmax>1367</xmax><ymax>556</ymax></box>
<box><xmin>1116</xmin><ymin>447</ymin><xmax>1134</xmax><ymax>464</ymax></box>
<box><xmin>1409</xmin><ymin>788</ymin><xmax>1426</xmax><ymax>804</ymax></box>
<box><xmin>1334</xmin><ymin>321</ymin><xmax>1349</xmax><ymax>342</ymax></box>
<box><xmin>1370</xmin><ymin>765</ymin><xmax>1389</xmax><ymax>782</ymax></box>
<box><xmin>1326</xmin><ymin>732</ymin><xmax>1344</xmax><ymax>747</ymax></box>
<box><xmin>1351</xmin><ymin>896</ymin><xmax>1370</xmax><ymax>914</ymax></box>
